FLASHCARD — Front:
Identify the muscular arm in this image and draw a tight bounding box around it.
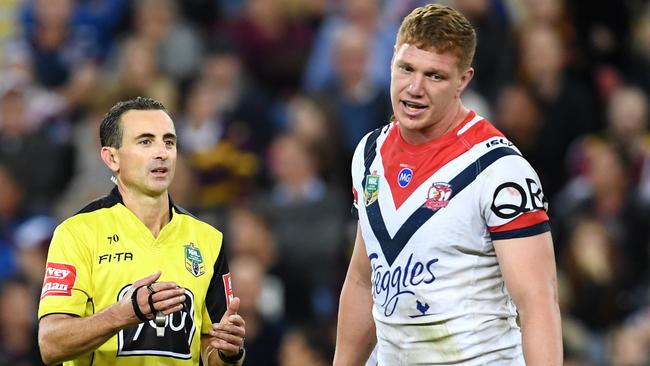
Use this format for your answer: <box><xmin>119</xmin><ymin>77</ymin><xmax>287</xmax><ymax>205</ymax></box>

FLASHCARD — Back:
<box><xmin>39</xmin><ymin>309</ymin><xmax>125</xmax><ymax>365</ymax></box>
<box><xmin>494</xmin><ymin>231</ymin><xmax>563</xmax><ymax>366</ymax></box>
<box><xmin>38</xmin><ymin>272</ymin><xmax>186</xmax><ymax>365</ymax></box>
<box><xmin>334</xmin><ymin>224</ymin><xmax>376</xmax><ymax>366</ymax></box>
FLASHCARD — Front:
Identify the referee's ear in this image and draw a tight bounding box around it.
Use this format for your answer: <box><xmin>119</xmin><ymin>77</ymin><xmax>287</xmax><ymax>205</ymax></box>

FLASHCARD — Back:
<box><xmin>101</xmin><ymin>146</ymin><xmax>120</xmax><ymax>173</ymax></box>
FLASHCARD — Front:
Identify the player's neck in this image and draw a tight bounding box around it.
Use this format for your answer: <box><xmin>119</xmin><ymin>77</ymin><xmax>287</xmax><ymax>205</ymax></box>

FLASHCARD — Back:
<box><xmin>117</xmin><ymin>184</ymin><xmax>170</xmax><ymax>238</ymax></box>
<box><xmin>401</xmin><ymin>103</ymin><xmax>469</xmax><ymax>145</ymax></box>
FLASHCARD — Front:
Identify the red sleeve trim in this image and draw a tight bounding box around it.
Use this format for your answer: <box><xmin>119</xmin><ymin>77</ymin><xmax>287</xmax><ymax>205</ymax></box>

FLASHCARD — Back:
<box><xmin>488</xmin><ymin>209</ymin><xmax>549</xmax><ymax>233</ymax></box>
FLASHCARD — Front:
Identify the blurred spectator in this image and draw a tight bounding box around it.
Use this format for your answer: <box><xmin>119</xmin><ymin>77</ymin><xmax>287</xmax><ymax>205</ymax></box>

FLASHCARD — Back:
<box><xmin>227</xmin><ymin>206</ymin><xmax>277</xmax><ymax>272</ymax></box>
<box><xmin>283</xmin><ymin>93</ymin><xmax>347</xmax><ymax>185</ymax></box>
<box><xmin>0</xmin><ymin>0</ymin><xmax>22</xmax><ymax>50</ymax></box>
<box><xmin>603</xmin><ymin>85</ymin><xmax>650</xmax><ymax>195</ymax></box>
<box><xmin>626</xmin><ymin>10</ymin><xmax>650</xmax><ymax>104</ymax></box>
<box><xmin>20</xmin><ymin>0</ymin><xmax>128</xmax><ymax>61</ymax></box>
<box><xmin>0</xmin><ymin>163</ymin><xmax>21</xmax><ymax>281</ymax></box>
<box><xmin>53</xmin><ymin>98</ymin><xmax>113</xmax><ymax>220</ymax></box>
<box><xmin>453</xmin><ymin>0</ymin><xmax>516</xmax><ymax>103</ymax></box>
<box><xmin>126</xmin><ymin>0</ymin><xmax>203</xmax><ymax>84</ymax></box>
<box><xmin>15</xmin><ymin>0</ymin><xmax>99</xmax><ymax>110</ymax></box>
<box><xmin>610</xmin><ymin>307</ymin><xmax>650</xmax><ymax>366</ymax></box>
<box><xmin>13</xmin><ymin>215</ymin><xmax>54</xmax><ymax>291</ymax></box>
<box><xmin>177</xmin><ymin>78</ymin><xmax>260</xmax><ymax>214</ymax></box>
<box><xmin>258</xmin><ymin>133</ymin><xmax>347</xmax><ymax>322</ymax></box>
<box><xmin>517</xmin><ymin>22</ymin><xmax>598</xmax><ymax>200</ymax></box>
<box><xmin>278</xmin><ymin>324</ymin><xmax>334</xmax><ymax>366</ymax></box>
<box><xmin>0</xmin><ymin>86</ymin><xmax>74</xmax><ymax>211</ymax></box>
<box><xmin>100</xmin><ymin>37</ymin><xmax>177</xmax><ymax>112</ymax></box>
<box><xmin>199</xmin><ymin>39</ymin><xmax>275</xmax><ymax>155</ymax></box>
<box><xmin>222</xmin><ymin>0</ymin><xmax>313</xmax><ymax>96</ymax></box>
<box><xmin>0</xmin><ymin>276</ymin><xmax>43</xmax><ymax>366</ymax></box>
<box><xmin>556</xmin><ymin>140</ymin><xmax>649</xmax><ymax>312</ymax></box>
<box><xmin>230</xmin><ymin>255</ymin><xmax>285</xmax><ymax>366</ymax></box>
<box><xmin>303</xmin><ymin>0</ymin><xmax>397</xmax><ymax>92</ymax></box>
<box><xmin>318</xmin><ymin>24</ymin><xmax>391</xmax><ymax>158</ymax></box>
<box><xmin>560</xmin><ymin>215</ymin><xmax>631</xmax><ymax>365</ymax></box>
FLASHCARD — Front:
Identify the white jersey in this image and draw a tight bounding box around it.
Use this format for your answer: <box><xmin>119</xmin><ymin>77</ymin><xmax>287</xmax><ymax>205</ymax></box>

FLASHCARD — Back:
<box><xmin>351</xmin><ymin>112</ymin><xmax>550</xmax><ymax>365</ymax></box>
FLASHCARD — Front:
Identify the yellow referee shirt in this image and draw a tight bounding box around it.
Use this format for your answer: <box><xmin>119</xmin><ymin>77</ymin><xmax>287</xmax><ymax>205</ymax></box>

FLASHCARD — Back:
<box><xmin>38</xmin><ymin>187</ymin><xmax>233</xmax><ymax>365</ymax></box>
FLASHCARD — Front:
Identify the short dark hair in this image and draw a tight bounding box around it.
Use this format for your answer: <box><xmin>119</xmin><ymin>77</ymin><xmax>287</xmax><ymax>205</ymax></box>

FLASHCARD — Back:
<box><xmin>99</xmin><ymin>97</ymin><xmax>169</xmax><ymax>148</ymax></box>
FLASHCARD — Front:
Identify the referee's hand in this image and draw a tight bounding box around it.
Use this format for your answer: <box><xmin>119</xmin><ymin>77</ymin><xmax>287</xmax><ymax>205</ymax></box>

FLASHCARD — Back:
<box><xmin>208</xmin><ymin>297</ymin><xmax>246</xmax><ymax>355</ymax></box>
<box><xmin>120</xmin><ymin>271</ymin><xmax>187</xmax><ymax>326</ymax></box>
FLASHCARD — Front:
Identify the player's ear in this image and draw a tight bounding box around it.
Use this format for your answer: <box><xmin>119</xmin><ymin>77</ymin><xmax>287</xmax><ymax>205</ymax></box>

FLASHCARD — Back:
<box><xmin>100</xmin><ymin>146</ymin><xmax>119</xmax><ymax>172</ymax></box>
<box><xmin>456</xmin><ymin>67</ymin><xmax>474</xmax><ymax>98</ymax></box>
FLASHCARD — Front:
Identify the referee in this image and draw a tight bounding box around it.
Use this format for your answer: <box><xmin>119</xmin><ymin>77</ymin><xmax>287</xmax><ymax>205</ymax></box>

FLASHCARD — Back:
<box><xmin>37</xmin><ymin>97</ymin><xmax>246</xmax><ymax>365</ymax></box>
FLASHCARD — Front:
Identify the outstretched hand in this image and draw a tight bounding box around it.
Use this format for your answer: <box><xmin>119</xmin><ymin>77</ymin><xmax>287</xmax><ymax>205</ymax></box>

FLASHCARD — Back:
<box><xmin>208</xmin><ymin>297</ymin><xmax>246</xmax><ymax>355</ymax></box>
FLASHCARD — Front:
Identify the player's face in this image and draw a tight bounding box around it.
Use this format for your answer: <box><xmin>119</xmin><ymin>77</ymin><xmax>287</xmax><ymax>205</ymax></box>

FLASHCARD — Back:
<box><xmin>390</xmin><ymin>43</ymin><xmax>473</xmax><ymax>142</ymax></box>
<box><xmin>115</xmin><ymin>110</ymin><xmax>177</xmax><ymax>197</ymax></box>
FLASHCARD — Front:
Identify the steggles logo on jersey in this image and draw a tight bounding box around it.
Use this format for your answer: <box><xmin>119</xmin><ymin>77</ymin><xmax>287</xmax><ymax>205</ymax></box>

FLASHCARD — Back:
<box><xmin>424</xmin><ymin>182</ymin><xmax>453</xmax><ymax>211</ymax></box>
<box><xmin>369</xmin><ymin>252</ymin><xmax>439</xmax><ymax>317</ymax></box>
<box><xmin>184</xmin><ymin>243</ymin><xmax>205</xmax><ymax>277</ymax></box>
<box><xmin>117</xmin><ymin>285</ymin><xmax>196</xmax><ymax>359</ymax></box>
<box><xmin>364</xmin><ymin>172</ymin><xmax>380</xmax><ymax>206</ymax></box>
<box><xmin>397</xmin><ymin>167</ymin><xmax>413</xmax><ymax>188</ymax></box>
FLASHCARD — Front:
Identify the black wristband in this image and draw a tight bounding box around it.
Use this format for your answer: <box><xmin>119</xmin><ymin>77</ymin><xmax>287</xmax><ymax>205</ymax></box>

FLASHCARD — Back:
<box><xmin>130</xmin><ymin>285</ymin><xmax>149</xmax><ymax>322</ymax></box>
<box><xmin>218</xmin><ymin>348</ymin><xmax>245</xmax><ymax>364</ymax></box>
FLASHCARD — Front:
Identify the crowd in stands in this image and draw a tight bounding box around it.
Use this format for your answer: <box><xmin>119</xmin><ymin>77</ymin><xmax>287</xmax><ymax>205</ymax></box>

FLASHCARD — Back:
<box><xmin>1</xmin><ymin>0</ymin><xmax>650</xmax><ymax>364</ymax></box>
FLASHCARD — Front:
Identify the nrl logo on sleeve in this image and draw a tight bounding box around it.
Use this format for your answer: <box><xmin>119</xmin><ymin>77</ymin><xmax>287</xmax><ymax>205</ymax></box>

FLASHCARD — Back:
<box><xmin>41</xmin><ymin>262</ymin><xmax>77</xmax><ymax>299</ymax></box>
<box><xmin>184</xmin><ymin>243</ymin><xmax>205</xmax><ymax>277</ymax></box>
<box><xmin>364</xmin><ymin>172</ymin><xmax>380</xmax><ymax>206</ymax></box>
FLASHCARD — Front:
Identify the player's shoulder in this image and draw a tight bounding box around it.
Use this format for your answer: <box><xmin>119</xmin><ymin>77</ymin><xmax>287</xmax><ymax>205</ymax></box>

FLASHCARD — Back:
<box><xmin>352</xmin><ymin>122</ymin><xmax>393</xmax><ymax>160</ymax></box>
<box><xmin>456</xmin><ymin>113</ymin><xmax>507</xmax><ymax>146</ymax></box>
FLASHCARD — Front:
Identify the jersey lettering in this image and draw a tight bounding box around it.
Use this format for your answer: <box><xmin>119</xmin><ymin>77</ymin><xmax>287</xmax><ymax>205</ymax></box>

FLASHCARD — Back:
<box><xmin>116</xmin><ymin>285</ymin><xmax>196</xmax><ymax>359</ymax></box>
<box><xmin>490</xmin><ymin>178</ymin><xmax>548</xmax><ymax>219</ymax></box>
<box><xmin>370</xmin><ymin>252</ymin><xmax>438</xmax><ymax>317</ymax></box>
<box><xmin>41</xmin><ymin>262</ymin><xmax>77</xmax><ymax>299</ymax></box>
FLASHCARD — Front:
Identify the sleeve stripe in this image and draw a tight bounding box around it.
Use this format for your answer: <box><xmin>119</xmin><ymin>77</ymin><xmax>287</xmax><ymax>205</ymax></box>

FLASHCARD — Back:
<box><xmin>489</xmin><ymin>221</ymin><xmax>551</xmax><ymax>240</ymax></box>
<box><xmin>488</xmin><ymin>210</ymin><xmax>549</xmax><ymax>232</ymax></box>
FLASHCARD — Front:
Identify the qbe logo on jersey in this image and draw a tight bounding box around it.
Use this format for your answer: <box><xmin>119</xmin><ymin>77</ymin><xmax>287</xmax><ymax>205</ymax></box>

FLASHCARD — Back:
<box><xmin>41</xmin><ymin>262</ymin><xmax>77</xmax><ymax>299</ymax></box>
<box><xmin>116</xmin><ymin>285</ymin><xmax>196</xmax><ymax>359</ymax></box>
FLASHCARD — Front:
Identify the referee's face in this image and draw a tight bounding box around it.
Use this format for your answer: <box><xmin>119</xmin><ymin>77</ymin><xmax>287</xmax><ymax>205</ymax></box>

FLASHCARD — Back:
<box><xmin>115</xmin><ymin>109</ymin><xmax>177</xmax><ymax>197</ymax></box>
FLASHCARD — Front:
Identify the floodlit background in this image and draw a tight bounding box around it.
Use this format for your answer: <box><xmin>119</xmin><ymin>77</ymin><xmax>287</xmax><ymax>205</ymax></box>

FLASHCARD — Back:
<box><xmin>0</xmin><ymin>0</ymin><xmax>649</xmax><ymax>365</ymax></box>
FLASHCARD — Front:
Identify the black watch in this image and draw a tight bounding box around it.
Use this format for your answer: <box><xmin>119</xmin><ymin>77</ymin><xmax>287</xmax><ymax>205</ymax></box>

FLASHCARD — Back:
<box><xmin>218</xmin><ymin>348</ymin><xmax>245</xmax><ymax>364</ymax></box>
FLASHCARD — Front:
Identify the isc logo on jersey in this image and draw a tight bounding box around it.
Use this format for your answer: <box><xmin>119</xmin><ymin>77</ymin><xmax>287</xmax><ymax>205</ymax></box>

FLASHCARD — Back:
<box><xmin>116</xmin><ymin>285</ymin><xmax>196</xmax><ymax>359</ymax></box>
<box><xmin>41</xmin><ymin>262</ymin><xmax>77</xmax><ymax>299</ymax></box>
<box><xmin>398</xmin><ymin>167</ymin><xmax>413</xmax><ymax>188</ymax></box>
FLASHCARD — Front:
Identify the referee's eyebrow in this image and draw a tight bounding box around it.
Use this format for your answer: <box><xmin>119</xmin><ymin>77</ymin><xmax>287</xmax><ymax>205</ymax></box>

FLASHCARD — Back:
<box><xmin>134</xmin><ymin>133</ymin><xmax>177</xmax><ymax>141</ymax></box>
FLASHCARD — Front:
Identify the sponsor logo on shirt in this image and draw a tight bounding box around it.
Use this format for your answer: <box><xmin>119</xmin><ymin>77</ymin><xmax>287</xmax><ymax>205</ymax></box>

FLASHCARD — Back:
<box><xmin>398</xmin><ymin>167</ymin><xmax>413</xmax><ymax>188</ymax></box>
<box><xmin>117</xmin><ymin>286</ymin><xmax>196</xmax><ymax>359</ymax></box>
<box><xmin>223</xmin><ymin>273</ymin><xmax>234</xmax><ymax>307</ymax></box>
<box><xmin>41</xmin><ymin>262</ymin><xmax>77</xmax><ymax>299</ymax></box>
<box><xmin>369</xmin><ymin>252</ymin><xmax>439</xmax><ymax>317</ymax></box>
<box><xmin>490</xmin><ymin>178</ymin><xmax>547</xmax><ymax>218</ymax></box>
